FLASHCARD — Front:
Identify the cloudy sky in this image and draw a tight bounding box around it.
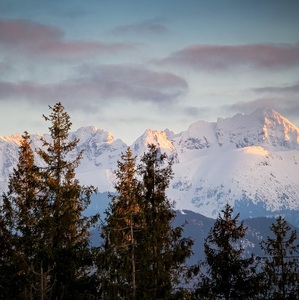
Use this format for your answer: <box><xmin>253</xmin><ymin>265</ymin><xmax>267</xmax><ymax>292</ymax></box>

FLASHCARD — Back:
<box><xmin>1</xmin><ymin>0</ymin><xmax>299</xmax><ymax>144</ymax></box>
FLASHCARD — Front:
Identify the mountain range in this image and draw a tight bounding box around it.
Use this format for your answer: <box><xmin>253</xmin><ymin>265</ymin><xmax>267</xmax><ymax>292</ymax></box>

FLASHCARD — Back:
<box><xmin>1</xmin><ymin>107</ymin><xmax>299</xmax><ymax>226</ymax></box>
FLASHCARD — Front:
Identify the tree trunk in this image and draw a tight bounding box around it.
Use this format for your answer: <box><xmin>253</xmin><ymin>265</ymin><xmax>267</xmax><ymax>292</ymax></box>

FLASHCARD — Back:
<box><xmin>131</xmin><ymin>213</ymin><xmax>136</xmax><ymax>300</ymax></box>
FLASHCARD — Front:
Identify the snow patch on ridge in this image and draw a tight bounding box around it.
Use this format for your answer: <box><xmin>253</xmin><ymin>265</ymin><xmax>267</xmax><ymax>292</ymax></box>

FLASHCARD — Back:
<box><xmin>1</xmin><ymin>108</ymin><xmax>299</xmax><ymax>223</ymax></box>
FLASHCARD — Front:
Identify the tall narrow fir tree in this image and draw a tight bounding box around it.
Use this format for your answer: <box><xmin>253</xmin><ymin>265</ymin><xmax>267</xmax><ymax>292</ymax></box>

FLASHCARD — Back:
<box><xmin>37</xmin><ymin>102</ymin><xmax>99</xmax><ymax>299</ymax></box>
<box><xmin>194</xmin><ymin>204</ymin><xmax>260</xmax><ymax>300</ymax></box>
<box><xmin>133</xmin><ymin>144</ymin><xmax>193</xmax><ymax>299</ymax></box>
<box><xmin>0</xmin><ymin>131</ymin><xmax>51</xmax><ymax>298</ymax></box>
<box><xmin>100</xmin><ymin>147</ymin><xmax>141</xmax><ymax>299</ymax></box>
<box><xmin>261</xmin><ymin>216</ymin><xmax>299</xmax><ymax>299</ymax></box>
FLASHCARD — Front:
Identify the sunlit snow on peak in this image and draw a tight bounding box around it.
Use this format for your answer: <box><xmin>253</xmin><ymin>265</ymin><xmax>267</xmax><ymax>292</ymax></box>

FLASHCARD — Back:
<box><xmin>0</xmin><ymin>108</ymin><xmax>299</xmax><ymax>224</ymax></box>
<box><xmin>243</xmin><ymin>146</ymin><xmax>269</xmax><ymax>156</ymax></box>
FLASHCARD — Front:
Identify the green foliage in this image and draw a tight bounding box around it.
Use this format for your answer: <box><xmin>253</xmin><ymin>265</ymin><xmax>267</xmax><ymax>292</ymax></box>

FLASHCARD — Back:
<box><xmin>137</xmin><ymin>144</ymin><xmax>193</xmax><ymax>299</ymax></box>
<box><xmin>99</xmin><ymin>147</ymin><xmax>141</xmax><ymax>299</ymax></box>
<box><xmin>194</xmin><ymin>204</ymin><xmax>260</xmax><ymax>300</ymax></box>
<box><xmin>0</xmin><ymin>131</ymin><xmax>48</xmax><ymax>299</ymax></box>
<box><xmin>100</xmin><ymin>145</ymin><xmax>193</xmax><ymax>299</ymax></box>
<box><xmin>260</xmin><ymin>216</ymin><xmax>299</xmax><ymax>299</ymax></box>
<box><xmin>36</xmin><ymin>103</ymin><xmax>99</xmax><ymax>299</ymax></box>
<box><xmin>0</xmin><ymin>103</ymin><xmax>99</xmax><ymax>299</ymax></box>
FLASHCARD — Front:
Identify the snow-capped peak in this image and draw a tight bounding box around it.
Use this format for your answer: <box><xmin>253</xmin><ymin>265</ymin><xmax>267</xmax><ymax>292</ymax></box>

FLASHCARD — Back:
<box><xmin>0</xmin><ymin>133</ymin><xmax>23</xmax><ymax>145</ymax></box>
<box><xmin>258</xmin><ymin>107</ymin><xmax>299</xmax><ymax>146</ymax></box>
<box><xmin>73</xmin><ymin>126</ymin><xmax>115</xmax><ymax>147</ymax></box>
<box><xmin>1</xmin><ymin>108</ymin><xmax>299</xmax><ymax>225</ymax></box>
<box><xmin>163</xmin><ymin>128</ymin><xmax>178</xmax><ymax>141</ymax></box>
<box><xmin>131</xmin><ymin>128</ymin><xmax>176</xmax><ymax>154</ymax></box>
<box><xmin>215</xmin><ymin>108</ymin><xmax>299</xmax><ymax>150</ymax></box>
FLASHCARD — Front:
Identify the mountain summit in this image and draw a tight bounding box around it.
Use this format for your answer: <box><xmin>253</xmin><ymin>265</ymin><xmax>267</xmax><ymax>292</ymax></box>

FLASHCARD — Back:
<box><xmin>214</xmin><ymin>107</ymin><xmax>299</xmax><ymax>150</ymax></box>
<box><xmin>165</xmin><ymin>108</ymin><xmax>299</xmax><ymax>223</ymax></box>
<box><xmin>1</xmin><ymin>108</ymin><xmax>299</xmax><ymax>225</ymax></box>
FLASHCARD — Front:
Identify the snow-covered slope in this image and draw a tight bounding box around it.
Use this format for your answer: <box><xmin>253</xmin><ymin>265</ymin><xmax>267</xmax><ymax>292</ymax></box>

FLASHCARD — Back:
<box><xmin>0</xmin><ymin>126</ymin><xmax>127</xmax><ymax>192</ymax></box>
<box><xmin>1</xmin><ymin>108</ymin><xmax>299</xmax><ymax>224</ymax></box>
<box><xmin>168</xmin><ymin>108</ymin><xmax>299</xmax><ymax>222</ymax></box>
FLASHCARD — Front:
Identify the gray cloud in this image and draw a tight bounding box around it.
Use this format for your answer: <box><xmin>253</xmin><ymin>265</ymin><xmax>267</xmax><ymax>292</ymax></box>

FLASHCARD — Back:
<box><xmin>0</xmin><ymin>19</ymin><xmax>135</xmax><ymax>60</ymax></box>
<box><xmin>78</xmin><ymin>64</ymin><xmax>188</xmax><ymax>102</ymax></box>
<box><xmin>178</xmin><ymin>97</ymin><xmax>299</xmax><ymax>129</ymax></box>
<box><xmin>252</xmin><ymin>82</ymin><xmax>299</xmax><ymax>94</ymax></box>
<box><xmin>0</xmin><ymin>64</ymin><xmax>188</xmax><ymax>112</ymax></box>
<box><xmin>182</xmin><ymin>106</ymin><xmax>213</xmax><ymax>119</ymax></box>
<box><xmin>241</xmin><ymin>82</ymin><xmax>299</xmax><ymax>125</ymax></box>
<box><xmin>156</xmin><ymin>44</ymin><xmax>299</xmax><ymax>72</ymax></box>
<box><xmin>111</xmin><ymin>18</ymin><xmax>168</xmax><ymax>35</ymax></box>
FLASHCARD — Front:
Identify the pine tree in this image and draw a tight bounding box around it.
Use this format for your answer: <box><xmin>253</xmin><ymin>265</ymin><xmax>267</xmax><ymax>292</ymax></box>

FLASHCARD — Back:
<box><xmin>100</xmin><ymin>147</ymin><xmax>141</xmax><ymax>299</ymax></box>
<box><xmin>36</xmin><ymin>102</ymin><xmax>99</xmax><ymax>299</ymax></box>
<box><xmin>99</xmin><ymin>144</ymin><xmax>193</xmax><ymax>299</ymax></box>
<box><xmin>260</xmin><ymin>216</ymin><xmax>299</xmax><ymax>299</ymax></box>
<box><xmin>0</xmin><ymin>131</ymin><xmax>47</xmax><ymax>299</ymax></box>
<box><xmin>194</xmin><ymin>204</ymin><xmax>260</xmax><ymax>300</ymax></box>
<box><xmin>135</xmin><ymin>144</ymin><xmax>193</xmax><ymax>299</ymax></box>
<box><xmin>0</xmin><ymin>103</ymin><xmax>99</xmax><ymax>299</ymax></box>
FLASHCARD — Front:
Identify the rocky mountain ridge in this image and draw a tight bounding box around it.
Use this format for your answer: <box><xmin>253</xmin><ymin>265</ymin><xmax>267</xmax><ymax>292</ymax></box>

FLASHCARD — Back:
<box><xmin>1</xmin><ymin>108</ymin><xmax>299</xmax><ymax>225</ymax></box>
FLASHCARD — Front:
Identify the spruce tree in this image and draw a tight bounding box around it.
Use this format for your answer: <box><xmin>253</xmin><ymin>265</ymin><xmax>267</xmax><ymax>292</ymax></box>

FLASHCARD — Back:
<box><xmin>137</xmin><ymin>144</ymin><xmax>193</xmax><ymax>299</ymax></box>
<box><xmin>194</xmin><ymin>204</ymin><xmax>260</xmax><ymax>300</ymax></box>
<box><xmin>100</xmin><ymin>144</ymin><xmax>193</xmax><ymax>299</ymax></box>
<box><xmin>260</xmin><ymin>216</ymin><xmax>299</xmax><ymax>299</ymax></box>
<box><xmin>135</xmin><ymin>144</ymin><xmax>193</xmax><ymax>299</ymax></box>
<box><xmin>0</xmin><ymin>131</ymin><xmax>46</xmax><ymax>299</ymax></box>
<box><xmin>37</xmin><ymin>102</ymin><xmax>99</xmax><ymax>299</ymax></box>
<box><xmin>0</xmin><ymin>103</ymin><xmax>99</xmax><ymax>299</ymax></box>
<box><xmin>100</xmin><ymin>147</ymin><xmax>141</xmax><ymax>299</ymax></box>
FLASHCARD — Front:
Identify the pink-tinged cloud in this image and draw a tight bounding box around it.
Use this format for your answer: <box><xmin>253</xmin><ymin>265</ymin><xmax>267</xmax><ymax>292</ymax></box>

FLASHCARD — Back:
<box><xmin>158</xmin><ymin>44</ymin><xmax>299</xmax><ymax>71</ymax></box>
<box><xmin>35</xmin><ymin>40</ymin><xmax>135</xmax><ymax>58</ymax></box>
<box><xmin>0</xmin><ymin>19</ymin><xmax>135</xmax><ymax>59</ymax></box>
<box><xmin>0</xmin><ymin>19</ymin><xmax>62</xmax><ymax>45</ymax></box>
<box><xmin>0</xmin><ymin>64</ymin><xmax>188</xmax><ymax>110</ymax></box>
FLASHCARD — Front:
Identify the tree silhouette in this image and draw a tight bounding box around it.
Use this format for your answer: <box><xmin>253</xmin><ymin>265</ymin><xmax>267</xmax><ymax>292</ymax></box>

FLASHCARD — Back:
<box><xmin>0</xmin><ymin>131</ymin><xmax>45</xmax><ymax>298</ymax></box>
<box><xmin>100</xmin><ymin>147</ymin><xmax>141</xmax><ymax>299</ymax></box>
<box><xmin>261</xmin><ymin>216</ymin><xmax>299</xmax><ymax>299</ymax></box>
<box><xmin>100</xmin><ymin>145</ymin><xmax>193</xmax><ymax>299</ymax></box>
<box><xmin>194</xmin><ymin>204</ymin><xmax>260</xmax><ymax>300</ymax></box>
<box><xmin>0</xmin><ymin>103</ymin><xmax>99</xmax><ymax>299</ymax></box>
<box><xmin>36</xmin><ymin>102</ymin><xmax>99</xmax><ymax>299</ymax></box>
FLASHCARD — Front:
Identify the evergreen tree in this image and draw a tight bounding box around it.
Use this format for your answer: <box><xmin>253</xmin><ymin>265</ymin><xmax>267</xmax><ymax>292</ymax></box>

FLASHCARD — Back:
<box><xmin>36</xmin><ymin>102</ymin><xmax>99</xmax><ymax>299</ymax></box>
<box><xmin>194</xmin><ymin>204</ymin><xmax>260</xmax><ymax>300</ymax></box>
<box><xmin>260</xmin><ymin>216</ymin><xmax>299</xmax><ymax>299</ymax></box>
<box><xmin>0</xmin><ymin>131</ymin><xmax>47</xmax><ymax>299</ymax></box>
<box><xmin>137</xmin><ymin>144</ymin><xmax>193</xmax><ymax>299</ymax></box>
<box><xmin>0</xmin><ymin>103</ymin><xmax>99</xmax><ymax>299</ymax></box>
<box><xmin>100</xmin><ymin>147</ymin><xmax>141</xmax><ymax>299</ymax></box>
<box><xmin>99</xmin><ymin>144</ymin><xmax>193</xmax><ymax>299</ymax></box>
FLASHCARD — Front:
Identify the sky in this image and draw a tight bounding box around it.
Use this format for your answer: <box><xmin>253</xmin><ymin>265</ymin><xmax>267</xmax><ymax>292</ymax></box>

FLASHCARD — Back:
<box><xmin>0</xmin><ymin>0</ymin><xmax>299</xmax><ymax>144</ymax></box>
